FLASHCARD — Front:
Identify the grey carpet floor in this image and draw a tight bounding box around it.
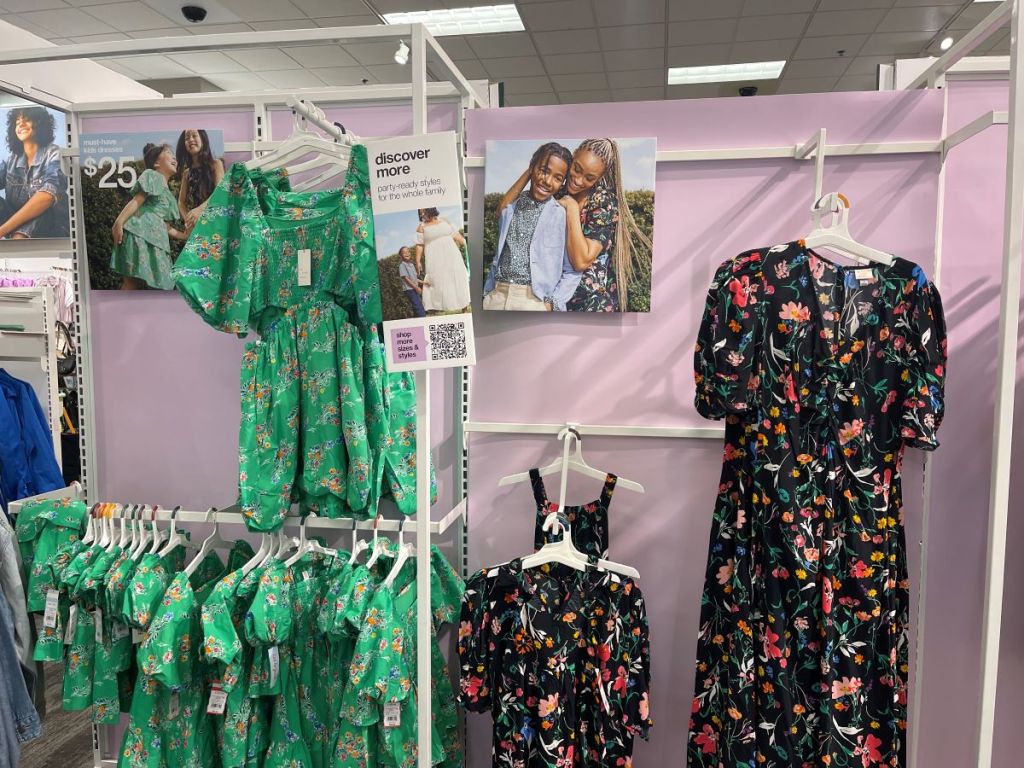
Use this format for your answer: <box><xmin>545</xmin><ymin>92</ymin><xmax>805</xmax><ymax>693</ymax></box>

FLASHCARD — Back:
<box><xmin>19</xmin><ymin>660</ymin><xmax>95</xmax><ymax>767</ymax></box>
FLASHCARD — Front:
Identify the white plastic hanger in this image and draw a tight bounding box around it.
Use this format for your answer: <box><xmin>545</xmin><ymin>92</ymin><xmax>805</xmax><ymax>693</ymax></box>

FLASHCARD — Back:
<box><xmin>145</xmin><ymin>505</ymin><xmax>165</xmax><ymax>557</ymax></box>
<box><xmin>364</xmin><ymin>516</ymin><xmax>392</xmax><ymax>570</ymax></box>
<box><xmin>115</xmin><ymin>504</ymin><xmax>131</xmax><ymax>550</ymax></box>
<box><xmin>802</xmin><ymin>192</ymin><xmax>894</xmax><ymax>266</ymax></box>
<box><xmin>284</xmin><ymin>514</ymin><xmax>318</xmax><ymax>568</ymax></box>
<box><xmin>97</xmin><ymin>503</ymin><xmax>113</xmax><ymax>548</ymax></box>
<box><xmin>185</xmin><ymin>508</ymin><xmax>227</xmax><ymax>577</ymax></box>
<box><xmin>347</xmin><ymin>524</ymin><xmax>369</xmax><ymax>565</ymax></box>
<box><xmin>383</xmin><ymin>520</ymin><xmax>414</xmax><ymax>589</ymax></box>
<box><xmin>498</xmin><ymin>427</ymin><xmax>645</xmax><ymax>498</ymax></box>
<box><xmin>158</xmin><ymin>506</ymin><xmax>185</xmax><ymax>557</ymax></box>
<box><xmin>240</xmin><ymin>532</ymin><xmax>270</xmax><ymax>578</ymax></box>
<box><xmin>82</xmin><ymin>504</ymin><xmax>99</xmax><ymax>545</ymax></box>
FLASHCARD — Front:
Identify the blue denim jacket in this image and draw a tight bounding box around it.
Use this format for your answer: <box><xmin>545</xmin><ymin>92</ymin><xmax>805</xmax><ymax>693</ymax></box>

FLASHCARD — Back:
<box><xmin>484</xmin><ymin>196</ymin><xmax>582</xmax><ymax>311</ymax></box>
<box><xmin>0</xmin><ymin>144</ymin><xmax>69</xmax><ymax>237</ymax></box>
<box><xmin>0</xmin><ymin>588</ymin><xmax>41</xmax><ymax>763</ymax></box>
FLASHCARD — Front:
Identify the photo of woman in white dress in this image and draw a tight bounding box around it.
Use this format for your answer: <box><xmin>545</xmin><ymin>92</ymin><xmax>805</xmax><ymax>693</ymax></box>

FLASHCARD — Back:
<box><xmin>416</xmin><ymin>207</ymin><xmax>471</xmax><ymax>314</ymax></box>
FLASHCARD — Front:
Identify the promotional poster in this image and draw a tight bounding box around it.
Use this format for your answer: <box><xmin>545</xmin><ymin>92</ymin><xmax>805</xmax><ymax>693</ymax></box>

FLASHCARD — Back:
<box><xmin>483</xmin><ymin>137</ymin><xmax>657</xmax><ymax>313</ymax></box>
<box><xmin>0</xmin><ymin>102</ymin><xmax>70</xmax><ymax>240</ymax></box>
<box><xmin>80</xmin><ymin>128</ymin><xmax>225</xmax><ymax>290</ymax></box>
<box><xmin>366</xmin><ymin>131</ymin><xmax>475</xmax><ymax>371</ymax></box>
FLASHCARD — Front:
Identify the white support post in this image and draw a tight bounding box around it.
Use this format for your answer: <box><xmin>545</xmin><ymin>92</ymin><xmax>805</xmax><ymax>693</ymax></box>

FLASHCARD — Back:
<box><xmin>976</xmin><ymin>1</ymin><xmax>1023</xmax><ymax>765</ymax></box>
<box><xmin>410</xmin><ymin>23</ymin><xmax>434</xmax><ymax>768</ymax></box>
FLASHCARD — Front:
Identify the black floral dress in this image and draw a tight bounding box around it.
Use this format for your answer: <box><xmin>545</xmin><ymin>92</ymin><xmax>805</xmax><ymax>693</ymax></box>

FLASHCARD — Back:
<box><xmin>531</xmin><ymin>469</ymin><xmax>616</xmax><ymax>558</ymax></box>
<box><xmin>688</xmin><ymin>242</ymin><xmax>946</xmax><ymax>768</ymax></box>
<box><xmin>460</xmin><ymin>561</ymin><xmax>652</xmax><ymax>767</ymax></box>
<box><xmin>566</xmin><ymin>185</ymin><xmax>619</xmax><ymax>312</ymax></box>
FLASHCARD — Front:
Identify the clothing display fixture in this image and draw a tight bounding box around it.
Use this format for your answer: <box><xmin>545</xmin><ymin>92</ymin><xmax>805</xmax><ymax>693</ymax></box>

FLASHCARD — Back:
<box><xmin>174</xmin><ymin>147</ymin><xmax>432</xmax><ymax>532</ymax></box>
<box><xmin>687</xmin><ymin>242</ymin><xmax>946</xmax><ymax>767</ymax></box>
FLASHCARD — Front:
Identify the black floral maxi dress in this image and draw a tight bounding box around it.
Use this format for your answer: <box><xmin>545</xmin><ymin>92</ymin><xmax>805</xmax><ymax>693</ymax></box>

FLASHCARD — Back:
<box><xmin>687</xmin><ymin>242</ymin><xmax>947</xmax><ymax>768</ymax></box>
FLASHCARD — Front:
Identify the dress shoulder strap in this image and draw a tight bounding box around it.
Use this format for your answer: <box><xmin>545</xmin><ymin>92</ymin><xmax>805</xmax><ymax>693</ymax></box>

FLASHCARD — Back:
<box><xmin>528</xmin><ymin>469</ymin><xmax>548</xmax><ymax>509</ymax></box>
<box><xmin>600</xmin><ymin>474</ymin><xmax>618</xmax><ymax>506</ymax></box>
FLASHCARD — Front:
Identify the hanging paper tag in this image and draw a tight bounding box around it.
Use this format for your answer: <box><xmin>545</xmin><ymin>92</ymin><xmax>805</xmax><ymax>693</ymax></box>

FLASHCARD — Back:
<box><xmin>854</xmin><ymin>268</ymin><xmax>875</xmax><ymax>285</ymax></box>
<box><xmin>43</xmin><ymin>590</ymin><xmax>60</xmax><ymax>629</ymax></box>
<box><xmin>297</xmin><ymin>249</ymin><xmax>312</xmax><ymax>286</ymax></box>
<box><xmin>207</xmin><ymin>683</ymin><xmax>228</xmax><ymax>715</ymax></box>
<box><xmin>132</xmin><ymin>628</ymin><xmax>145</xmax><ymax>645</ymax></box>
<box><xmin>168</xmin><ymin>692</ymin><xmax>180</xmax><ymax>720</ymax></box>
<box><xmin>268</xmin><ymin>645</ymin><xmax>280</xmax><ymax>688</ymax></box>
<box><xmin>383</xmin><ymin>702</ymin><xmax>401</xmax><ymax>728</ymax></box>
<box><xmin>112</xmin><ymin>621</ymin><xmax>130</xmax><ymax>642</ymax></box>
<box><xmin>94</xmin><ymin>609</ymin><xmax>104</xmax><ymax>643</ymax></box>
<box><xmin>64</xmin><ymin>605</ymin><xmax>78</xmax><ymax>644</ymax></box>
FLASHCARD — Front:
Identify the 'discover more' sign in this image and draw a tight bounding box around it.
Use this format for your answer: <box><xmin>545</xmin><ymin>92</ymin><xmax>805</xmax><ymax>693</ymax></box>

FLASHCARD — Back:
<box><xmin>366</xmin><ymin>131</ymin><xmax>475</xmax><ymax>371</ymax></box>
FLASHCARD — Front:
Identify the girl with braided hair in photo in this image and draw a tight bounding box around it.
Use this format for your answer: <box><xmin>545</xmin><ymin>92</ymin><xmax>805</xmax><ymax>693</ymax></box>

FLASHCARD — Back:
<box><xmin>560</xmin><ymin>138</ymin><xmax>652</xmax><ymax>312</ymax></box>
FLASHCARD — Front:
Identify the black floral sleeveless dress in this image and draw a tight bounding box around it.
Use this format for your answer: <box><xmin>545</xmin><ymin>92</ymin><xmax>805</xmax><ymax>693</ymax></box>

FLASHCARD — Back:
<box><xmin>687</xmin><ymin>242</ymin><xmax>947</xmax><ymax>768</ymax></box>
<box><xmin>530</xmin><ymin>468</ymin><xmax>617</xmax><ymax>558</ymax></box>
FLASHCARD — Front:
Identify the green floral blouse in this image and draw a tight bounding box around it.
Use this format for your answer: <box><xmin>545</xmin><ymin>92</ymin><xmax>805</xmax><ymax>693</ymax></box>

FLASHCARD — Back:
<box><xmin>173</xmin><ymin>147</ymin><xmax>433</xmax><ymax>533</ymax></box>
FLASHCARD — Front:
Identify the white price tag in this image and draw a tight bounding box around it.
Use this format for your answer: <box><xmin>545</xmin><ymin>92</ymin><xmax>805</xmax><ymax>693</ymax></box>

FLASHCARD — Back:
<box><xmin>383</xmin><ymin>702</ymin><xmax>401</xmax><ymax>728</ymax></box>
<box><xmin>94</xmin><ymin>609</ymin><xmax>104</xmax><ymax>644</ymax></box>
<box><xmin>854</xmin><ymin>268</ymin><xmax>876</xmax><ymax>285</ymax></box>
<box><xmin>268</xmin><ymin>645</ymin><xmax>280</xmax><ymax>688</ymax></box>
<box><xmin>207</xmin><ymin>684</ymin><xmax>227</xmax><ymax>715</ymax></box>
<box><xmin>64</xmin><ymin>605</ymin><xmax>78</xmax><ymax>644</ymax></box>
<box><xmin>43</xmin><ymin>590</ymin><xmax>59</xmax><ymax>629</ymax></box>
<box><xmin>297</xmin><ymin>249</ymin><xmax>312</xmax><ymax>286</ymax></box>
<box><xmin>132</xmin><ymin>628</ymin><xmax>145</xmax><ymax>645</ymax></box>
<box><xmin>168</xmin><ymin>692</ymin><xmax>180</xmax><ymax>720</ymax></box>
<box><xmin>112</xmin><ymin>622</ymin><xmax>129</xmax><ymax>642</ymax></box>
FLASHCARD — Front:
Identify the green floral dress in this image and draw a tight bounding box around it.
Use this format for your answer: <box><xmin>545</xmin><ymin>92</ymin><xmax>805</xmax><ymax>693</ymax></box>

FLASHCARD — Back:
<box><xmin>33</xmin><ymin>538</ymin><xmax>84</xmax><ymax>663</ymax></box>
<box><xmin>59</xmin><ymin>542</ymin><xmax>104</xmax><ymax>711</ymax></box>
<box><xmin>14</xmin><ymin>497</ymin><xmax>86</xmax><ymax>612</ymax></box>
<box><xmin>173</xmin><ymin>148</ymin><xmax>432</xmax><ymax>532</ymax></box>
<box><xmin>119</xmin><ymin>543</ymin><xmax>252</xmax><ymax>768</ymax></box>
<box><xmin>110</xmin><ymin>168</ymin><xmax>182</xmax><ymax>290</ymax></box>
<box><xmin>75</xmin><ymin>545</ymin><xmax>127</xmax><ymax>723</ymax></box>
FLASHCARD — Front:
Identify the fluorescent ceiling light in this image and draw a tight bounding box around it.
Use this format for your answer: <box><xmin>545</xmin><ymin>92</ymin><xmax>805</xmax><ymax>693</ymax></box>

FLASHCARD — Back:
<box><xmin>668</xmin><ymin>60</ymin><xmax>787</xmax><ymax>86</ymax></box>
<box><xmin>383</xmin><ymin>4</ymin><xmax>525</xmax><ymax>36</ymax></box>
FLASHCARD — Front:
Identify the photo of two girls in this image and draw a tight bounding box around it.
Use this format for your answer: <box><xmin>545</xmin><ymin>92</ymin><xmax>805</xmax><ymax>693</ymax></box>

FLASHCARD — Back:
<box><xmin>483</xmin><ymin>137</ymin><xmax>656</xmax><ymax>313</ymax></box>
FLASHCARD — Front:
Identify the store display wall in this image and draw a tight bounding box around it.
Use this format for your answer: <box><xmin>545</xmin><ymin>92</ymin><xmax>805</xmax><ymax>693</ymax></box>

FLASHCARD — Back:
<box><xmin>465</xmin><ymin>90</ymin><xmax>946</xmax><ymax>766</ymax></box>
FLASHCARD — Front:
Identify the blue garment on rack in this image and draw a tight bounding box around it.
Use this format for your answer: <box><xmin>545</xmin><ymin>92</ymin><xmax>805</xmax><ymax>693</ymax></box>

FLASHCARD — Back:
<box><xmin>0</xmin><ymin>369</ymin><xmax>63</xmax><ymax>512</ymax></box>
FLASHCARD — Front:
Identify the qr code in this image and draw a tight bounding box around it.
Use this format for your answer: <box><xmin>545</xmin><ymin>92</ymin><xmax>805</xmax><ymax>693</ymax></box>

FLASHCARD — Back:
<box><xmin>429</xmin><ymin>321</ymin><xmax>467</xmax><ymax>361</ymax></box>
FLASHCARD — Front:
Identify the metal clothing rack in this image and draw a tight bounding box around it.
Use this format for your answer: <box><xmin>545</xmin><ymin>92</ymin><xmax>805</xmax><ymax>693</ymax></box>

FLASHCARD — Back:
<box><xmin>0</xmin><ymin>22</ymin><xmax>483</xmax><ymax>768</ymax></box>
<box><xmin>0</xmin><ymin>286</ymin><xmax>62</xmax><ymax>463</ymax></box>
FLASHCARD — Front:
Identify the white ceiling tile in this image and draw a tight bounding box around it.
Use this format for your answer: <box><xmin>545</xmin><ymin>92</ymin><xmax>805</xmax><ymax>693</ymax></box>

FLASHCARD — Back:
<box><xmin>168</xmin><ymin>51</ymin><xmax>249</xmax><ymax>74</ymax></box>
<box><xmin>290</xmin><ymin>0</ymin><xmax>371</xmax><ymax>15</ymax></box>
<box><xmin>600</xmin><ymin>23</ymin><xmax>665</xmax><ymax>51</ymax></box>
<box><xmin>3</xmin><ymin>15</ymin><xmax>62</xmax><ymax>38</ymax></box>
<box><xmin>834</xmin><ymin>73</ymin><xmax>879</xmax><ymax>91</ymax></box>
<box><xmin>1</xmin><ymin>0</ymin><xmax>68</xmax><ymax>11</ymax></box>
<box><xmin>517</xmin><ymin>0</ymin><xmax>595</xmax><ymax>31</ymax></box>
<box><xmin>542</xmin><ymin>51</ymin><xmax>604</xmax><ymax>75</ymax></box>
<box><xmin>893</xmin><ymin>0</ymin><xmax>962</xmax><ymax>6</ymax></box>
<box><xmin>260</xmin><ymin>69</ymin><xmax>327</xmax><ymax>88</ymax></box>
<box><xmin>776</xmin><ymin>76</ymin><xmax>839</xmax><ymax>94</ymax></box>
<box><xmin>602</xmin><ymin>47</ymin><xmax>665</xmax><ymax>71</ymax></box>
<box><xmin>729</xmin><ymin>38</ymin><xmax>798</xmax><ymax>63</ymax></box>
<box><xmin>668</xmin><ymin>18</ymin><xmax>736</xmax><ymax>46</ymax></box>
<box><xmin>372</xmin><ymin>0</ymin><xmax>444</xmax><ymax>11</ymax></box>
<box><xmin>226</xmin><ymin>48</ymin><xmax>301</xmax><ymax>72</ymax></box>
<box><xmin>466</xmin><ymin>31</ymin><xmax>535</xmax><ymax>59</ymax></box>
<box><xmin>252</xmin><ymin>18</ymin><xmax>317</xmax><ymax>30</ymax></box>
<box><xmin>794</xmin><ymin>34</ymin><xmax>868</xmax><ymax>59</ymax></box>
<box><xmin>218</xmin><ymin>0</ymin><xmax>306</xmax><ymax>22</ymax></box>
<box><xmin>111</xmin><ymin>54</ymin><xmax>190</xmax><ymax>78</ymax></box>
<box><xmin>500</xmin><ymin>75</ymin><xmax>554</xmax><ymax>94</ymax></box>
<box><xmin>947</xmin><ymin>4</ymin><xmax>998</xmax><ymax>31</ymax></box>
<box><xmin>532</xmin><ymin>28</ymin><xmax>599</xmax><ymax>55</ymax></box>
<box><xmin>666</xmin><ymin>82</ymin><xmax>732</xmax><ymax>99</ymax></box>
<box><xmin>844</xmin><ymin>54</ymin><xmax>895</xmax><ymax>76</ymax></box>
<box><xmin>735</xmin><ymin>14</ymin><xmax>810</xmax><ymax>42</ymax></box>
<box><xmin>592</xmin><ymin>0</ymin><xmax>663</xmax><ymax>26</ymax></box>
<box><xmin>69</xmin><ymin>31</ymin><xmax>130</xmax><ymax>43</ymax></box>
<box><xmin>310</xmin><ymin>14</ymin><xmax>383</xmax><ymax>25</ymax></box>
<box><xmin>670</xmin><ymin>0</ymin><xmax>742</xmax><ymax>21</ymax></box>
<box><xmin>83</xmin><ymin>2</ymin><xmax>171</xmax><ymax>32</ymax></box>
<box><xmin>484</xmin><ymin>55</ymin><xmax>546</xmax><ymax>78</ymax></box>
<box><xmin>205</xmin><ymin>72</ymin><xmax>272</xmax><ymax>91</ymax></box>
<box><xmin>101</xmin><ymin>60</ymin><xmax>140</xmax><ymax>77</ymax></box>
<box><xmin>343</xmin><ymin>41</ymin><xmax>400</xmax><ymax>66</ymax></box>
<box><xmin>667</xmin><ymin>44</ymin><xmax>731</xmax><ymax>68</ymax></box>
<box><xmin>783</xmin><ymin>57</ymin><xmax>853</xmax><ymax>79</ymax></box>
<box><xmin>742</xmin><ymin>0</ymin><xmax>817</xmax><ymax>14</ymax></box>
<box><xmin>188</xmin><ymin>24</ymin><xmax>254</xmax><ymax>34</ymax></box>
<box><xmin>429</xmin><ymin>35</ymin><xmax>474</xmax><ymax>59</ymax></box>
<box><xmin>281</xmin><ymin>44</ymin><xmax>358</xmax><ymax>68</ymax></box>
<box><xmin>817</xmin><ymin>0</ymin><xmax>896</xmax><ymax>9</ymax></box>
<box><xmin>128</xmin><ymin>28</ymin><xmax>191</xmax><ymax>38</ymax></box>
<box><xmin>611</xmin><ymin>86</ymin><xmax>665</xmax><ymax>101</ymax></box>
<box><xmin>807</xmin><ymin>9</ymin><xmax>889</xmax><ymax>37</ymax></box>
<box><xmin>558</xmin><ymin>89</ymin><xmax>612</xmax><ymax>104</ymax></box>
<box><xmin>504</xmin><ymin>92</ymin><xmax>558</xmax><ymax>107</ymax></box>
<box><xmin>858</xmin><ymin>30</ymin><xmax>932</xmax><ymax>55</ymax></box>
<box><xmin>980</xmin><ymin>30</ymin><xmax>1010</xmax><ymax>54</ymax></box>
<box><xmin>364</xmin><ymin>62</ymin><xmax>415</xmax><ymax>82</ymax></box>
<box><xmin>19</xmin><ymin>7</ymin><xmax>115</xmax><ymax>35</ymax></box>
<box><xmin>451</xmin><ymin>58</ymin><xmax>488</xmax><ymax>79</ymax></box>
<box><xmin>607</xmin><ymin>68</ymin><xmax>665</xmax><ymax>89</ymax></box>
<box><xmin>879</xmin><ymin>6</ymin><xmax>959</xmax><ymax>32</ymax></box>
<box><xmin>311</xmin><ymin>66</ymin><xmax>374</xmax><ymax>86</ymax></box>
<box><xmin>550</xmin><ymin>72</ymin><xmax>608</xmax><ymax>91</ymax></box>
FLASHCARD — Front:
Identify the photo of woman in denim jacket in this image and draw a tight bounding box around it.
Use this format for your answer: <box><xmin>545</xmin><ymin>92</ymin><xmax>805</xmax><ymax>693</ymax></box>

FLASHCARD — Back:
<box><xmin>0</xmin><ymin>106</ymin><xmax>70</xmax><ymax>239</ymax></box>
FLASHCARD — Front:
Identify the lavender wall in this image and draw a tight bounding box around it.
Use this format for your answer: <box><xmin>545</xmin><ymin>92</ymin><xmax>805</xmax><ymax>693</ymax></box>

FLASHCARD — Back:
<box><xmin>464</xmin><ymin>90</ymin><xmax>946</xmax><ymax>766</ymax></box>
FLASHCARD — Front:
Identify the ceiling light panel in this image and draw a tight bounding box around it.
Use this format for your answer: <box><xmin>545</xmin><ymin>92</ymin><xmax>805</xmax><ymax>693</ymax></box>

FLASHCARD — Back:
<box><xmin>383</xmin><ymin>4</ymin><xmax>525</xmax><ymax>36</ymax></box>
<box><xmin>668</xmin><ymin>60</ymin><xmax>786</xmax><ymax>85</ymax></box>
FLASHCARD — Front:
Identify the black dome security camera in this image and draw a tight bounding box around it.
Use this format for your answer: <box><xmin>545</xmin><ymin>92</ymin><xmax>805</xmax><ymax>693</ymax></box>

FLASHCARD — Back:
<box><xmin>181</xmin><ymin>5</ymin><xmax>208</xmax><ymax>23</ymax></box>
<box><xmin>738</xmin><ymin>85</ymin><xmax>758</xmax><ymax>97</ymax></box>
